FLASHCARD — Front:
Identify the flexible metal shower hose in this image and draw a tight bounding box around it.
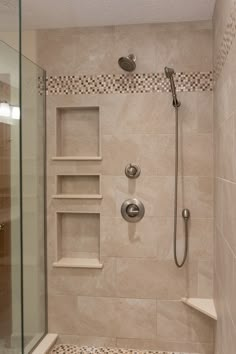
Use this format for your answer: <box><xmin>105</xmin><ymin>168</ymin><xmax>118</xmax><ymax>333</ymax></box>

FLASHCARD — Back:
<box><xmin>173</xmin><ymin>106</ymin><xmax>189</xmax><ymax>268</ymax></box>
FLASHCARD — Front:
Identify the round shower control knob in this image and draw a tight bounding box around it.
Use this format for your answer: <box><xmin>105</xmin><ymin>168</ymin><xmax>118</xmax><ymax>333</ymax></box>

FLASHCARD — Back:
<box><xmin>125</xmin><ymin>163</ymin><xmax>141</xmax><ymax>179</ymax></box>
<box><xmin>121</xmin><ymin>198</ymin><xmax>145</xmax><ymax>223</ymax></box>
<box><xmin>126</xmin><ymin>204</ymin><xmax>139</xmax><ymax>217</ymax></box>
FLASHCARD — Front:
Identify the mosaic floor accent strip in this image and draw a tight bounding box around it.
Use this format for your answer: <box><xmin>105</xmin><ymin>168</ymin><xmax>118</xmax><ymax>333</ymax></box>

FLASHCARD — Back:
<box><xmin>38</xmin><ymin>71</ymin><xmax>213</xmax><ymax>96</ymax></box>
<box><xmin>50</xmin><ymin>345</ymin><xmax>197</xmax><ymax>354</ymax></box>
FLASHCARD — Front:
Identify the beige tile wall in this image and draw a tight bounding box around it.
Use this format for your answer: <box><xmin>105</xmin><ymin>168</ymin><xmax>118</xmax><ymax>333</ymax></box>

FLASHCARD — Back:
<box><xmin>213</xmin><ymin>1</ymin><xmax>236</xmax><ymax>354</ymax></box>
<box><xmin>38</xmin><ymin>22</ymin><xmax>214</xmax><ymax>354</ymax></box>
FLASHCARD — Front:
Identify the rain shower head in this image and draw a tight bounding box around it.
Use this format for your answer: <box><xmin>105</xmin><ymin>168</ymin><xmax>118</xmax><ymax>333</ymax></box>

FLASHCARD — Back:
<box><xmin>118</xmin><ymin>54</ymin><xmax>136</xmax><ymax>72</ymax></box>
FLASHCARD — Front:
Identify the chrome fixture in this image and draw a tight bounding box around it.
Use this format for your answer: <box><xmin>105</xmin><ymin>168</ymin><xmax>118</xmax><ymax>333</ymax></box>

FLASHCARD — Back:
<box><xmin>121</xmin><ymin>198</ymin><xmax>145</xmax><ymax>223</ymax></box>
<box><xmin>125</xmin><ymin>163</ymin><xmax>141</xmax><ymax>179</ymax></box>
<box><xmin>118</xmin><ymin>54</ymin><xmax>136</xmax><ymax>72</ymax></box>
<box><xmin>165</xmin><ymin>67</ymin><xmax>190</xmax><ymax>268</ymax></box>
<box><xmin>164</xmin><ymin>67</ymin><xmax>181</xmax><ymax>108</ymax></box>
<box><xmin>182</xmin><ymin>208</ymin><xmax>190</xmax><ymax>220</ymax></box>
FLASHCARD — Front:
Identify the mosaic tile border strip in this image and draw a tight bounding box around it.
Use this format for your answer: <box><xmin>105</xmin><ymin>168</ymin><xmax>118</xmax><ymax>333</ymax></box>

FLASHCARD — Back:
<box><xmin>214</xmin><ymin>0</ymin><xmax>236</xmax><ymax>81</ymax></box>
<box><xmin>39</xmin><ymin>71</ymin><xmax>213</xmax><ymax>96</ymax></box>
<box><xmin>50</xmin><ymin>345</ymin><xmax>197</xmax><ymax>354</ymax></box>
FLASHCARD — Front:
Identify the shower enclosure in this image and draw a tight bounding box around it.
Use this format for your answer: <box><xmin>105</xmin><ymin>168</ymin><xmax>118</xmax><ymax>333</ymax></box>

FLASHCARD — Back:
<box><xmin>0</xmin><ymin>0</ymin><xmax>47</xmax><ymax>353</ymax></box>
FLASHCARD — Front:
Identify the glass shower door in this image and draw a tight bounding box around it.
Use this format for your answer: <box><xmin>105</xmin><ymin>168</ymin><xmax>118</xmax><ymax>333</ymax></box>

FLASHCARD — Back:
<box><xmin>0</xmin><ymin>1</ymin><xmax>47</xmax><ymax>352</ymax></box>
<box><xmin>0</xmin><ymin>40</ymin><xmax>22</xmax><ymax>353</ymax></box>
<box><xmin>21</xmin><ymin>56</ymin><xmax>47</xmax><ymax>353</ymax></box>
<box><xmin>0</xmin><ymin>43</ymin><xmax>47</xmax><ymax>354</ymax></box>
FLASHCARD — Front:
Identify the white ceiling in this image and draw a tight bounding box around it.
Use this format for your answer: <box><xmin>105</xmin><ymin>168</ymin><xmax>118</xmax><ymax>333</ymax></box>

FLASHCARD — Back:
<box><xmin>0</xmin><ymin>0</ymin><xmax>216</xmax><ymax>31</ymax></box>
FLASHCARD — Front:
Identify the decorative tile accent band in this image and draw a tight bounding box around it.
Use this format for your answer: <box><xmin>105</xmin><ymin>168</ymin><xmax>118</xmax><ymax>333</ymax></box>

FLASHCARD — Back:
<box><xmin>214</xmin><ymin>1</ymin><xmax>236</xmax><ymax>81</ymax></box>
<box><xmin>39</xmin><ymin>71</ymin><xmax>213</xmax><ymax>96</ymax></box>
<box><xmin>50</xmin><ymin>345</ymin><xmax>191</xmax><ymax>354</ymax></box>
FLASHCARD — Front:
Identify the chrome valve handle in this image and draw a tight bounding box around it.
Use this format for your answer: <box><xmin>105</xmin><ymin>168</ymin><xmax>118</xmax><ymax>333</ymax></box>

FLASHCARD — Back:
<box><xmin>125</xmin><ymin>163</ymin><xmax>141</xmax><ymax>179</ymax></box>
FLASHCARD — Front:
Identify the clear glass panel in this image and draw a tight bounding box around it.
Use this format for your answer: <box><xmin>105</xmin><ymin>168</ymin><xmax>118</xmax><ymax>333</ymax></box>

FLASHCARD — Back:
<box><xmin>0</xmin><ymin>1</ymin><xmax>47</xmax><ymax>353</ymax></box>
<box><xmin>21</xmin><ymin>57</ymin><xmax>46</xmax><ymax>352</ymax></box>
<box><xmin>0</xmin><ymin>41</ymin><xmax>22</xmax><ymax>354</ymax></box>
<box><xmin>0</xmin><ymin>2</ymin><xmax>22</xmax><ymax>353</ymax></box>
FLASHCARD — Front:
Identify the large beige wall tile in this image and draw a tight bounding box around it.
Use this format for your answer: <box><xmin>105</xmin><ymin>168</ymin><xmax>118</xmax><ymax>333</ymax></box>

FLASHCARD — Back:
<box><xmin>215</xmin><ymin>303</ymin><xmax>236</xmax><ymax>354</ymax></box>
<box><xmin>102</xmin><ymin>132</ymin><xmax>213</xmax><ymax>177</ymax></box>
<box><xmin>100</xmin><ymin>93</ymin><xmax>174</xmax><ymax>135</ymax></box>
<box><xmin>60</xmin><ymin>213</ymin><xmax>99</xmax><ymax>258</ymax></box>
<box><xmin>213</xmin><ymin>275</ymin><xmax>223</xmax><ymax>354</ymax></box>
<box><xmin>100</xmin><ymin>176</ymin><xmax>117</xmax><ymax>216</ymax></box>
<box><xmin>154</xmin><ymin>26</ymin><xmax>212</xmax><ymax>73</ymax></box>
<box><xmin>197</xmin><ymin>260</ymin><xmax>213</xmax><ymax>298</ymax></box>
<box><xmin>155</xmin><ymin>218</ymin><xmax>212</xmax><ymax>262</ymax></box>
<box><xmin>57</xmin><ymin>335</ymin><xmax>116</xmax><ymax>347</ymax></box>
<box><xmin>38</xmin><ymin>22</ymin><xmax>212</xmax><ymax>76</ymax></box>
<box><xmin>56</xmin><ymin>335</ymin><xmax>81</xmax><ymax>346</ymax></box>
<box><xmin>214</xmin><ymin>178</ymin><xmax>223</xmax><ymax>232</ymax></box>
<box><xmin>58</xmin><ymin>175</ymin><xmax>100</xmax><ymax>195</ymax></box>
<box><xmin>222</xmin><ymin>180</ymin><xmax>236</xmax><ymax>254</ymax></box>
<box><xmin>232</xmin><ymin>257</ymin><xmax>236</xmax><ymax>326</ymax></box>
<box><xmin>215</xmin><ymin>37</ymin><xmax>236</xmax><ymax>124</ymax></box>
<box><xmin>74</xmin><ymin>27</ymin><xmax>116</xmax><ymax>75</ymax></box>
<box><xmin>215</xmin><ymin>228</ymin><xmax>234</xmax><ymax>318</ymax></box>
<box><xmin>113</xmin><ymin>176</ymin><xmax>213</xmax><ymax>218</ymax></box>
<box><xmin>37</xmin><ymin>29</ymin><xmax>79</xmax><ymax>76</ymax></box>
<box><xmin>47</xmin><ymin>257</ymin><xmax>116</xmax><ymax>297</ymax></box>
<box><xmin>156</xmin><ymin>301</ymin><xmax>192</xmax><ymax>342</ymax></box>
<box><xmin>116</xmin><ymin>258</ymin><xmax>197</xmax><ymax>300</ymax></box>
<box><xmin>190</xmin><ymin>306</ymin><xmax>214</xmax><ymax>343</ymax></box>
<box><xmin>101</xmin><ymin>216</ymin><xmax>212</xmax><ymax>262</ymax></box>
<box><xmin>156</xmin><ymin>300</ymin><xmax>213</xmax><ymax>343</ymax></box>
<box><xmin>115</xmin><ymin>298</ymin><xmax>156</xmax><ymax>339</ymax></box>
<box><xmin>101</xmin><ymin>92</ymin><xmax>213</xmax><ymax>136</ymax></box>
<box><xmin>58</xmin><ymin>107</ymin><xmax>99</xmax><ymax>157</ymax></box>
<box><xmin>178</xmin><ymin>177</ymin><xmax>213</xmax><ymax>218</ymax></box>
<box><xmin>37</xmin><ymin>27</ymin><xmax>115</xmax><ymax>75</ymax></box>
<box><xmin>188</xmin><ymin>219</ymin><xmax>213</xmax><ymax>260</ymax></box>
<box><xmin>76</xmin><ymin>297</ymin><xmax>157</xmax><ymax>339</ymax></box>
<box><xmin>178</xmin><ymin>92</ymin><xmax>213</xmax><ymax>134</ymax></box>
<box><xmin>234</xmin><ymin>113</ymin><xmax>236</xmax><ymax>181</ymax></box>
<box><xmin>100</xmin><ymin>216</ymin><xmax>158</xmax><ymax>258</ymax></box>
<box><xmin>76</xmin><ymin>296</ymin><xmax>117</xmax><ymax>337</ymax></box>
<box><xmin>215</xmin><ymin>116</ymin><xmax>235</xmax><ymax>181</ymax></box>
<box><xmin>213</xmin><ymin>0</ymin><xmax>235</xmax><ymax>60</ymax></box>
<box><xmin>76</xmin><ymin>336</ymin><xmax>116</xmax><ymax>347</ymax></box>
<box><xmin>181</xmin><ymin>134</ymin><xmax>213</xmax><ymax>177</ymax></box>
<box><xmin>115</xmin><ymin>176</ymin><xmax>174</xmax><ymax>217</ymax></box>
<box><xmin>113</xmin><ymin>25</ymin><xmax>157</xmax><ymax>74</ymax></box>
<box><xmin>196</xmin><ymin>343</ymin><xmax>215</xmax><ymax>354</ymax></box>
<box><xmin>101</xmin><ymin>134</ymin><xmax>158</xmax><ymax>176</ymax></box>
<box><xmin>48</xmin><ymin>295</ymin><xmax>78</xmax><ymax>333</ymax></box>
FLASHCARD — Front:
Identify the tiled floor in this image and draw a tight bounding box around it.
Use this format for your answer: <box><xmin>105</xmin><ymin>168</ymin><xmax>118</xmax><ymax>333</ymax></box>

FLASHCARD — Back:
<box><xmin>50</xmin><ymin>345</ymin><xmax>196</xmax><ymax>354</ymax></box>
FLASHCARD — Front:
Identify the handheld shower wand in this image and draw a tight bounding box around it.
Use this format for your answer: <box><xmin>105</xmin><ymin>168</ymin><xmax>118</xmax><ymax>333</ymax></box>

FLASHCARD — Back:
<box><xmin>165</xmin><ymin>67</ymin><xmax>190</xmax><ymax>268</ymax></box>
<box><xmin>164</xmin><ymin>67</ymin><xmax>181</xmax><ymax>108</ymax></box>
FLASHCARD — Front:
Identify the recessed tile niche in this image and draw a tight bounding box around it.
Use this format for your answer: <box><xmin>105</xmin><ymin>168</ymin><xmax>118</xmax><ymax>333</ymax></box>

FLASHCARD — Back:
<box><xmin>54</xmin><ymin>212</ymin><xmax>103</xmax><ymax>268</ymax></box>
<box><xmin>53</xmin><ymin>174</ymin><xmax>102</xmax><ymax>199</ymax></box>
<box><xmin>55</xmin><ymin>106</ymin><xmax>101</xmax><ymax>160</ymax></box>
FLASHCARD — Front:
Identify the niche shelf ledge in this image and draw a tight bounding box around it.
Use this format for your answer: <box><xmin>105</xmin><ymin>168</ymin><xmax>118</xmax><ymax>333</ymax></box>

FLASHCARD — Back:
<box><xmin>181</xmin><ymin>297</ymin><xmax>217</xmax><ymax>320</ymax></box>
<box><xmin>53</xmin><ymin>257</ymin><xmax>103</xmax><ymax>269</ymax></box>
<box><xmin>52</xmin><ymin>156</ymin><xmax>102</xmax><ymax>161</ymax></box>
<box><xmin>52</xmin><ymin>194</ymin><xmax>103</xmax><ymax>200</ymax></box>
